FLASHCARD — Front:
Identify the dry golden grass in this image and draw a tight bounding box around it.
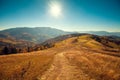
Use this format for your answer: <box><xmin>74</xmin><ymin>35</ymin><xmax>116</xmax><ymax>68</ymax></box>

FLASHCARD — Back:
<box><xmin>0</xmin><ymin>35</ymin><xmax>120</xmax><ymax>80</ymax></box>
<box><xmin>0</xmin><ymin>50</ymin><xmax>56</xmax><ymax>80</ymax></box>
<box><xmin>65</xmin><ymin>49</ymin><xmax>120</xmax><ymax>80</ymax></box>
<box><xmin>55</xmin><ymin>35</ymin><xmax>104</xmax><ymax>50</ymax></box>
<box><xmin>77</xmin><ymin>35</ymin><xmax>104</xmax><ymax>49</ymax></box>
<box><xmin>53</xmin><ymin>35</ymin><xmax>120</xmax><ymax>80</ymax></box>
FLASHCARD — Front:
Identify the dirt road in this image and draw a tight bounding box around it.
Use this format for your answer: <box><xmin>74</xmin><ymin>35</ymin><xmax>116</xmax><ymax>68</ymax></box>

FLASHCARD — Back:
<box><xmin>0</xmin><ymin>46</ymin><xmax>120</xmax><ymax>80</ymax></box>
<box><xmin>39</xmin><ymin>52</ymin><xmax>91</xmax><ymax>80</ymax></box>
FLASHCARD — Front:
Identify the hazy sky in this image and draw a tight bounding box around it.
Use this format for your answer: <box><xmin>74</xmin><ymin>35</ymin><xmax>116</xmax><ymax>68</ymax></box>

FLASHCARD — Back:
<box><xmin>0</xmin><ymin>0</ymin><xmax>120</xmax><ymax>32</ymax></box>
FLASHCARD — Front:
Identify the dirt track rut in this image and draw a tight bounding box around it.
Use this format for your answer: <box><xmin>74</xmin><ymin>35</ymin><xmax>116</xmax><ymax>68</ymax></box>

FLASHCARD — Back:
<box><xmin>39</xmin><ymin>52</ymin><xmax>91</xmax><ymax>80</ymax></box>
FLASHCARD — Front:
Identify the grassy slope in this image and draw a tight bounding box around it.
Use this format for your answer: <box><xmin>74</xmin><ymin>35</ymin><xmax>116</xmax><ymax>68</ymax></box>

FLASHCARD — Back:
<box><xmin>0</xmin><ymin>49</ymin><xmax>56</xmax><ymax>80</ymax></box>
<box><xmin>55</xmin><ymin>35</ymin><xmax>120</xmax><ymax>80</ymax></box>
<box><xmin>0</xmin><ymin>35</ymin><xmax>120</xmax><ymax>80</ymax></box>
<box><xmin>65</xmin><ymin>49</ymin><xmax>120</xmax><ymax>80</ymax></box>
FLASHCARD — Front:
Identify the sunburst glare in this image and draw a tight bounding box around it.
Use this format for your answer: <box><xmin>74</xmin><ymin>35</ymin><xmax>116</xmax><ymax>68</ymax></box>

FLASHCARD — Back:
<box><xmin>49</xmin><ymin>1</ymin><xmax>62</xmax><ymax>18</ymax></box>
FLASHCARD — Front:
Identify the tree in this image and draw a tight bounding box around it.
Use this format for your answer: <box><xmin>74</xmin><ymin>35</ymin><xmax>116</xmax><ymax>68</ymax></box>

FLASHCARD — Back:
<box><xmin>11</xmin><ymin>47</ymin><xmax>17</xmax><ymax>53</ymax></box>
<box><xmin>27</xmin><ymin>47</ymin><xmax>30</xmax><ymax>52</ymax></box>
<box><xmin>2</xmin><ymin>46</ymin><xmax>9</xmax><ymax>54</ymax></box>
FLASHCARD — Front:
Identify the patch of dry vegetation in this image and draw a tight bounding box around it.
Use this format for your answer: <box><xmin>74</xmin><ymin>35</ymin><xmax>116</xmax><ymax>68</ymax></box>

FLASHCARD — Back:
<box><xmin>51</xmin><ymin>35</ymin><xmax>120</xmax><ymax>80</ymax></box>
<box><xmin>0</xmin><ymin>50</ymin><xmax>55</xmax><ymax>80</ymax></box>
<box><xmin>65</xmin><ymin>50</ymin><xmax>120</xmax><ymax>80</ymax></box>
<box><xmin>54</xmin><ymin>35</ymin><xmax>104</xmax><ymax>50</ymax></box>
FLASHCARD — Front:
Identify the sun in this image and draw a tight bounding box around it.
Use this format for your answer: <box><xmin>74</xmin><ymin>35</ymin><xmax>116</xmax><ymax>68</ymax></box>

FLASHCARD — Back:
<box><xmin>49</xmin><ymin>2</ymin><xmax>62</xmax><ymax>18</ymax></box>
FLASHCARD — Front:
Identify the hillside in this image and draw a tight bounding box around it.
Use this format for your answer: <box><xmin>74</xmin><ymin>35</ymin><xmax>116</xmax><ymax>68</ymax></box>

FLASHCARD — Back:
<box><xmin>1</xmin><ymin>27</ymin><xmax>120</xmax><ymax>44</ymax></box>
<box><xmin>0</xmin><ymin>37</ymin><xmax>36</xmax><ymax>54</ymax></box>
<box><xmin>0</xmin><ymin>27</ymin><xmax>69</xmax><ymax>54</ymax></box>
<box><xmin>82</xmin><ymin>31</ymin><xmax>120</xmax><ymax>37</ymax></box>
<box><xmin>0</xmin><ymin>27</ymin><xmax>68</xmax><ymax>43</ymax></box>
<box><xmin>0</xmin><ymin>34</ymin><xmax>120</xmax><ymax>80</ymax></box>
<box><xmin>40</xmin><ymin>34</ymin><xmax>120</xmax><ymax>52</ymax></box>
<box><xmin>0</xmin><ymin>27</ymin><xmax>120</xmax><ymax>55</ymax></box>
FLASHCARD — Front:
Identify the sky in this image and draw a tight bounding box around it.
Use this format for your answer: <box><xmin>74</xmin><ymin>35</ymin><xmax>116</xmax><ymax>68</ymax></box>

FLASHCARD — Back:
<box><xmin>0</xmin><ymin>0</ymin><xmax>120</xmax><ymax>32</ymax></box>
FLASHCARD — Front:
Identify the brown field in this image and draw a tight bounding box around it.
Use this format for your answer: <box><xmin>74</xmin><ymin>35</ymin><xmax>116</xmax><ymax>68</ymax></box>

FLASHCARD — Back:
<box><xmin>0</xmin><ymin>35</ymin><xmax>120</xmax><ymax>80</ymax></box>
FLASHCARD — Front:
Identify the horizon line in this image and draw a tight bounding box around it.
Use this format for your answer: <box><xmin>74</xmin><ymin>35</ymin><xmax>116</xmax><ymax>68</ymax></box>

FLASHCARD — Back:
<box><xmin>0</xmin><ymin>26</ymin><xmax>120</xmax><ymax>33</ymax></box>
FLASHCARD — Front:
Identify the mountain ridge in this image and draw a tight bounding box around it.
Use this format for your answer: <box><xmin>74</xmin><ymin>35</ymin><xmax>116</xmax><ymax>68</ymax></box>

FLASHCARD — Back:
<box><xmin>0</xmin><ymin>27</ymin><xmax>120</xmax><ymax>55</ymax></box>
<box><xmin>0</xmin><ymin>27</ymin><xmax>69</xmax><ymax>43</ymax></box>
<box><xmin>80</xmin><ymin>31</ymin><xmax>120</xmax><ymax>37</ymax></box>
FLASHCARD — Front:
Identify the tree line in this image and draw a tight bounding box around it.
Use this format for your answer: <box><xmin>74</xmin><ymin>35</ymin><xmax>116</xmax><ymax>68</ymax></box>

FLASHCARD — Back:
<box><xmin>1</xmin><ymin>43</ymin><xmax>54</xmax><ymax>55</ymax></box>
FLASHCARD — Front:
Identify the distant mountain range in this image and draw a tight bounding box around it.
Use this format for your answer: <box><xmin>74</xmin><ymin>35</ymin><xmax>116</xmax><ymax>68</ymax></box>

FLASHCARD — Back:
<box><xmin>80</xmin><ymin>31</ymin><xmax>120</xmax><ymax>37</ymax></box>
<box><xmin>0</xmin><ymin>27</ymin><xmax>120</xmax><ymax>44</ymax></box>
<box><xmin>0</xmin><ymin>27</ymin><xmax>120</xmax><ymax>55</ymax></box>
<box><xmin>0</xmin><ymin>27</ymin><xmax>70</xmax><ymax>54</ymax></box>
<box><xmin>0</xmin><ymin>27</ymin><xmax>69</xmax><ymax>43</ymax></box>
<box><xmin>0</xmin><ymin>27</ymin><xmax>120</xmax><ymax>47</ymax></box>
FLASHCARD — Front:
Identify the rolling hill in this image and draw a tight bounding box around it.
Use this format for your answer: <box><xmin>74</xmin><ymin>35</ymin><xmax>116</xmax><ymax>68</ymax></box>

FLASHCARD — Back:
<box><xmin>0</xmin><ymin>27</ymin><xmax>68</xmax><ymax>43</ymax></box>
<box><xmin>40</xmin><ymin>34</ymin><xmax>120</xmax><ymax>52</ymax></box>
<box><xmin>1</xmin><ymin>27</ymin><xmax>120</xmax><ymax>44</ymax></box>
<box><xmin>0</xmin><ymin>34</ymin><xmax>120</xmax><ymax>80</ymax></box>
<box><xmin>0</xmin><ymin>27</ymin><xmax>69</xmax><ymax>54</ymax></box>
<box><xmin>0</xmin><ymin>27</ymin><xmax>120</xmax><ymax>55</ymax></box>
